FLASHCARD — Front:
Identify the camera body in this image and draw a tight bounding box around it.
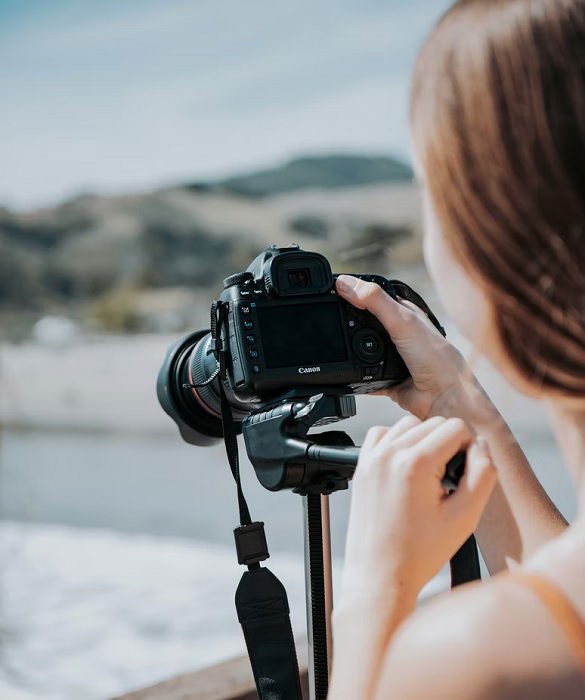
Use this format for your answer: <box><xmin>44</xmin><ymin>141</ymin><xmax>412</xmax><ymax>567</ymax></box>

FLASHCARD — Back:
<box><xmin>216</xmin><ymin>243</ymin><xmax>408</xmax><ymax>402</ymax></box>
<box><xmin>157</xmin><ymin>243</ymin><xmax>444</xmax><ymax>446</ymax></box>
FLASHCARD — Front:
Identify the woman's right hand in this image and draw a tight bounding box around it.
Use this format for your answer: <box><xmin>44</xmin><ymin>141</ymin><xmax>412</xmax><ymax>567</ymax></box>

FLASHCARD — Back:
<box><xmin>335</xmin><ymin>274</ymin><xmax>496</xmax><ymax>423</ymax></box>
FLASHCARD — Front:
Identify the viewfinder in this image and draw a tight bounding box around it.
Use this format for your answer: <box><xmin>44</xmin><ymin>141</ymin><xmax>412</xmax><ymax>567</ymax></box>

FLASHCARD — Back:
<box><xmin>288</xmin><ymin>268</ymin><xmax>311</xmax><ymax>289</ymax></box>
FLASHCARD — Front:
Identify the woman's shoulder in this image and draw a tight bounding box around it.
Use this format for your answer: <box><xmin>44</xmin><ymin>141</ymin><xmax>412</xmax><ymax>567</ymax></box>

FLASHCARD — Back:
<box><xmin>373</xmin><ymin>571</ymin><xmax>585</xmax><ymax>699</ymax></box>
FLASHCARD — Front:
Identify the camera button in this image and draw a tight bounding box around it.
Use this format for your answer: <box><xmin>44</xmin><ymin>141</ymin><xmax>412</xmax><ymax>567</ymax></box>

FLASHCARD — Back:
<box><xmin>251</xmin><ymin>364</ymin><xmax>261</xmax><ymax>374</ymax></box>
<box><xmin>248</xmin><ymin>349</ymin><xmax>259</xmax><ymax>359</ymax></box>
<box><xmin>362</xmin><ymin>365</ymin><xmax>383</xmax><ymax>380</ymax></box>
<box><xmin>352</xmin><ymin>329</ymin><xmax>385</xmax><ymax>363</ymax></box>
<box><xmin>246</xmin><ymin>334</ymin><xmax>256</xmax><ymax>344</ymax></box>
<box><xmin>243</xmin><ymin>320</ymin><xmax>254</xmax><ymax>329</ymax></box>
<box><xmin>360</xmin><ymin>335</ymin><xmax>379</xmax><ymax>353</ymax></box>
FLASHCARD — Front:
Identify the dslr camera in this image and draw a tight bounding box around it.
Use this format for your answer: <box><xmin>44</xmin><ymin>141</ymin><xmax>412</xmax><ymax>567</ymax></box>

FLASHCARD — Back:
<box><xmin>157</xmin><ymin>243</ymin><xmax>444</xmax><ymax>448</ymax></box>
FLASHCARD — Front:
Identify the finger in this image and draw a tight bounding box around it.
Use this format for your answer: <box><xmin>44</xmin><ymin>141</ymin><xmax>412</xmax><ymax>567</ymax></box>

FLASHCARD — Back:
<box><xmin>447</xmin><ymin>436</ymin><xmax>497</xmax><ymax>521</ymax></box>
<box><xmin>362</xmin><ymin>425</ymin><xmax>391</xmax><ymax>450</ymax></box>
<box><xmin>381</xmin><ymin>414</ymin><xmax>421</xmax><ymax>441</ymax></box>
<box><xmin>382</xmin><ymin>415</ymin><xmax>447</xmax><ymax>451</ymax></box>
<box><xmin>408</xmin><ymin>417</ymin><xmax>473</xmax><ymax>478</ymax></box>
<box><xmin>335</xmin><ymin>275</ymin><xmax>415</xmax><ymax>341</ymax></box>
<box><xmin>359</xmin><ymin>416</ymin><xmax>420</xmax><ymax>463</ymax></box>
<box><xmin>363</xmin><ymin>414</ymin><xmax>422</xmax><ymax>451</ymax></box>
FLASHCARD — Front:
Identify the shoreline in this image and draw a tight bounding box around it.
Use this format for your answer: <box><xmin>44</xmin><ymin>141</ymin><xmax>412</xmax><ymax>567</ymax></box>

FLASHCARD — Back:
<box><xmin>0</xmin><ymin>327</ymin><xmax>555</xmax><ymax>440</ymax></box>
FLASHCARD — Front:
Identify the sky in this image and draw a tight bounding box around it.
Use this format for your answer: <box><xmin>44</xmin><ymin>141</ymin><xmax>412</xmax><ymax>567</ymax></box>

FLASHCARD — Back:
<box><xmin>1</xmin><ymin>0</ymin><xmax>451</xmax><ymax>210</ymax></box>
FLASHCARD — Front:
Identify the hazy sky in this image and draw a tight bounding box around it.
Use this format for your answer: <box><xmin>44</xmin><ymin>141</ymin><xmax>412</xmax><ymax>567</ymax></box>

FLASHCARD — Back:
<box><xmin>2</xmin><ymin>0</ymin><xmax>451</xmax><ymax>209</ymax></box>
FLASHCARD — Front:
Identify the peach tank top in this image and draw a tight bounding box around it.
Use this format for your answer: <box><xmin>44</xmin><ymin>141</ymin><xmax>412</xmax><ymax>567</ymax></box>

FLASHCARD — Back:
<box><xmin>507</xmin><ymin>572</ymin><xmax>585</xmax><ymax>678</ymax></box>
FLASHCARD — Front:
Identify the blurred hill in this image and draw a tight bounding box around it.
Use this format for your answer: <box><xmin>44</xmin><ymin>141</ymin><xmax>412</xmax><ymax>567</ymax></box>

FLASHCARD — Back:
<box><xmin>189</xmin><ymin>154</ymin><xmax>413</xmax><ymax>197</ymax></box>
<box><xmin>0</xmin><ymin>154</ymin><xmax>422</xmax><ymax>339</ymax></box>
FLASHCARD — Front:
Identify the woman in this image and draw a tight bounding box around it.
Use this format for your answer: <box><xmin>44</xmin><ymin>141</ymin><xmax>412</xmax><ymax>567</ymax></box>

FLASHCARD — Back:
<box><xmin>328</xmin><ymin>0</ymin><xmax>585</xmax><ymax>697</ymax></box>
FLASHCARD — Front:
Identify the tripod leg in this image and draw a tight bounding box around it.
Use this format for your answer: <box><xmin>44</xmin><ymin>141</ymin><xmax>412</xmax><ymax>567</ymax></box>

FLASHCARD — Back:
<box><xmin>303</xmin><ymin>494</ymin><xmax>334</xmax><ymax>700</ymax></box>
<box><xmin>321</xmin><ymin>494</ymin><xmax>334</xmax><ymax>670</ymax></box>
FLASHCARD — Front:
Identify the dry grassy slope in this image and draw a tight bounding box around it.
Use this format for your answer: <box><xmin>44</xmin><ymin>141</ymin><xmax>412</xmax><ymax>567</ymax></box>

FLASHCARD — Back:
<box><xmin>267</xmin><ymin>181</ymin><xmax>422</xmax><ymax>232</ymax></box>
<box><xmin>267</xmin><ymin>181</ymin><xmax>423</xmax><ymax>267</ymax></box>
<box><xmin>152</xmin><ymin>187</ymin><xmax>315</xmax><ymax>246</ymax></box>
<box><xmin>0</xmin><ymin>175</ymin><xmax>425</xmax><ymax>338</ymax></box>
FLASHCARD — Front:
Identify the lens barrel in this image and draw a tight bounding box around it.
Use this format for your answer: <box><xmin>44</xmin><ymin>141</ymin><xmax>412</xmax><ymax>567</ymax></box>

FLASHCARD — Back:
<box><xmin>157</xmin><ymin>328</ymin><xmax>253</xmax><ymax>445</ymax></box>
<box><xmin>157</xmin><ymin>330</ymin><xmax>224</xmax><ymax>445</ymax></box>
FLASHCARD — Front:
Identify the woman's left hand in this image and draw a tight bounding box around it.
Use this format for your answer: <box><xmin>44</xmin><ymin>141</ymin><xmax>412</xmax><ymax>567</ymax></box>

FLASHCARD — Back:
<box><xmin>338</xmin><ymin>414</ymin><xmax>497</xmax><ymax>608</ymax></box>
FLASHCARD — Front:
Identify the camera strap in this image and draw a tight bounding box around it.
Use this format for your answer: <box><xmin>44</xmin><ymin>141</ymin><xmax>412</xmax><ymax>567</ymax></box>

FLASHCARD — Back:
<box><xmin>210</xmin><ymin>299</ymin><xmax>303</xmax><ymax>700</ymax></box>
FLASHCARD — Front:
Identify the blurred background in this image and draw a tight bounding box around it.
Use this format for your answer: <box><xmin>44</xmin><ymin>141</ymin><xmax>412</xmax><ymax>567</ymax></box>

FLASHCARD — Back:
<box><xmin>0</xmin><ymin>1</ymin><xmax>576</xmax><ymax>698</ymax></box>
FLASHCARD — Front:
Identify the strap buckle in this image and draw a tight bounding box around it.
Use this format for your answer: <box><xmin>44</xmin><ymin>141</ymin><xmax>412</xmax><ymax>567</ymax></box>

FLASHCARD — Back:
<box><xmin>234</xmin><ymin>521</ymin><xmax>270</xmax><ymax>566</ymax></box>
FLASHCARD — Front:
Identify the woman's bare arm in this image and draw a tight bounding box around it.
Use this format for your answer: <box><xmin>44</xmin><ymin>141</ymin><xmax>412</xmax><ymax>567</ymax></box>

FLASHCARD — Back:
<box><xmin>328</xmin><ymin>587</ymin><xmax>417</xmax><ymax>699</ymax></box>
<box><xmin>429</xmin><ymin>378</ymin><xmax>568</xmax><ymax>572</ymax></box>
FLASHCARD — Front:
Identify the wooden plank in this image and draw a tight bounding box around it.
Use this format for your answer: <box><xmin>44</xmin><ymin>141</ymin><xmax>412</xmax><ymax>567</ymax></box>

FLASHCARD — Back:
<box><xmin>114</xmin><ymin>638</ymin><xmax>309</xmax><ymax>700</ymax></box>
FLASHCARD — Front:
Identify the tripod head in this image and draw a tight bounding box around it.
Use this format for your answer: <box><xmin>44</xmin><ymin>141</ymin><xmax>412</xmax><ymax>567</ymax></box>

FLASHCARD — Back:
<box><xmin>242</xmin><ymin>389</ymin><xmax>467</xmax><ymax>496</ymax></box>
<box><xmin>242</xmin><ymin>388</ymin><xmax>359</xmax><ymax>496</ymax></box>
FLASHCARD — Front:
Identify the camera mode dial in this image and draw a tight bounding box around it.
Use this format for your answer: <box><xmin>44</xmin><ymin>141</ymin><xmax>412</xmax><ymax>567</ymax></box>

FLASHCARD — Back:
<box><xmin>223</xmin><ymin>272</ymin><xmax>253</xmax><ymax>289</ymax></box>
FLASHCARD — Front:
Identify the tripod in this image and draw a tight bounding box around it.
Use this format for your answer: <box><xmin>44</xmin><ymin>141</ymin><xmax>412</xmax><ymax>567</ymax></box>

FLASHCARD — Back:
<box><xmin>242</xmin><ymin>388</ymin><xmax>474</xmax><ymax>700</ymax></box>
<box><xmin>243</xmin><ymin>389</ymin><xmax>356</xmax><ymax>699</ymax></box>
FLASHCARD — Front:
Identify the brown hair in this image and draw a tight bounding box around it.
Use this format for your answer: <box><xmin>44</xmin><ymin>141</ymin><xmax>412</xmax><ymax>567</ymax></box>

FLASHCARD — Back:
<box><xmin>411</xmin><ymin>0</ymin><xmax>585</xmax><ymax>400</ymax></box>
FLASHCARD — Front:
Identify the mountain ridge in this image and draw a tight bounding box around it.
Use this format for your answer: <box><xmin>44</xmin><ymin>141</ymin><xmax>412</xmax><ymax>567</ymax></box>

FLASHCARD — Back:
<box><xmin>185</xmin><ymin>153</ymin><xmax>413</xmax><ymax>198</ymax></box>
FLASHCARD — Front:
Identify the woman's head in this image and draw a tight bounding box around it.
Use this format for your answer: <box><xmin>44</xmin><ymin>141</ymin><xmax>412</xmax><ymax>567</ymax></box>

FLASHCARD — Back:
<box><xmin>411</xmin><ymin>0</ymin><xmax>585</xmax><ymax>404</ymax></box>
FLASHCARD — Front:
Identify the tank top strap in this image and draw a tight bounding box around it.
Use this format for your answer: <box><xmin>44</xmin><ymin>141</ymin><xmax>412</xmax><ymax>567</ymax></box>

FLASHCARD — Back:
<box><xmin>505</xmin><ymin>571</ymin><xmax>585</xmax><ymax>678</ymax></box>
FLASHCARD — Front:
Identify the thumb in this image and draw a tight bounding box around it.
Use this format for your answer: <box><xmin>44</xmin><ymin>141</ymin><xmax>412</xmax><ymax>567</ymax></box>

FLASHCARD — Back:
<box><xmin>448</xmin><ymin>436</ymin><xmax>497</xmax><ymax>524</ymax></box>
<box><xmin>335</xmin><ymin>275</ymin><xmax>415</xmax><ymax>342</ymax></box>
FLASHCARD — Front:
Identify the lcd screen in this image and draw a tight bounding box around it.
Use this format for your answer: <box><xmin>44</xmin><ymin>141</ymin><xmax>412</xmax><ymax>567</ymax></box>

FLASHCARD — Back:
<box><xmin>257</xmin><ymin>302</ymin><xmax>348</xmax><ymax>369</ymax></box>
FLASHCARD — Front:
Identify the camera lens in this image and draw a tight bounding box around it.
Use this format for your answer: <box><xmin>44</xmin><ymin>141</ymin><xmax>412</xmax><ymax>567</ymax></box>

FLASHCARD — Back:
<box><xmin>287</xmin><ymin>268</ymin><xmax>310</xmax><ymax>289</ymax></box>
<box><xmin>157</xmin><ymin>330</ymin><xmax>223</xmax><ymax>445</ymax></box>
<box><xmin>157</xmin><ymin>330</ymin><xmax>253</xmax><ymax>446</ymax></box>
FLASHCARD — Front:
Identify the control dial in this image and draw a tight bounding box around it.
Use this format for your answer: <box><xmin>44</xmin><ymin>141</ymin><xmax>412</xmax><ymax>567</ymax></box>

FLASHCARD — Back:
<box><xmin>352</xmin><ymin>328</ymin><xmax>385</xmax><ymax>363</ymax></box>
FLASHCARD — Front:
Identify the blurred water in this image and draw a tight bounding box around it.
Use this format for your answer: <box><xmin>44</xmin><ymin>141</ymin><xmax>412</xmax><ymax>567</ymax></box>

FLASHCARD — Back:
<box><xmin>0</xmin><ymin>423</ymin><xmax>576</xmax><ymax>699</ymax></box>
<box><xmin>0</xmin><ymin>430</ymin><xmax>350</xmax><ymax>700</ymax></box>
<box><xmin>1</xmin><ymin>425</ymin><xmax>576</xmax><ymax>545</ymax></box>
<box><xmin>0</xmin><ymin>430</ymin><xmax>349</xmax><ymax>556</ymax></box>
<box><xmin>0</xmin><ymin>521</ymin><xmax>315</xmax><ymax>700</ymax></box>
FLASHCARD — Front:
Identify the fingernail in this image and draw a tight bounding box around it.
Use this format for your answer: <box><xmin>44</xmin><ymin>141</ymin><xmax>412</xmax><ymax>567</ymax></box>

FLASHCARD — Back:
<box><xmin>336</xmin><ymin>275</ymin><xmax>359</xmax><ymax>295</ymax></box>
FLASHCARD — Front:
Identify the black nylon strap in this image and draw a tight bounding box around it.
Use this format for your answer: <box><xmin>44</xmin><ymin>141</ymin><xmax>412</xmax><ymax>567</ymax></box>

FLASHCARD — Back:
<box><xmin>236</xmin><ymin>568</ymin><xmax>304</xmax><ymax>700</ymax></box>
<box><xmin>450</xmin><ymin>534</ymin><xmax>481</xmax><ymax>586</ymax></box>
<box><xmin>211</xmin><ymin>299</ymin><xmax>303</xmax><ymax>700</ymax></box>
<box><xmin>212</xmin><ymin>299</ymin><xmax>252</xmax><ymax>527</ymax></box>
